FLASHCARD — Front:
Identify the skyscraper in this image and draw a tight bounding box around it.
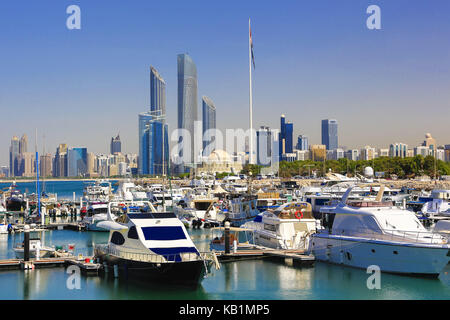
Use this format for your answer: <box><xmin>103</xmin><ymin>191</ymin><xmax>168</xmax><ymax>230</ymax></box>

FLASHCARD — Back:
<box><xmin>422</xmin><ymin>133</ymin><xmax>437</xmax><ymax>157</ymax></box>
<box><xmin>177</xmin><ymin>53</ymin><xmax>198</xmax><ymax>172</ymax></box>
<box><xmin>321</xmin><ymin>119</ymin><xmax>338</xmax><ymax>150</ymax></box>
<box><xmin>138</xmin><ymin>66</ymin><xmax>169</xmax><ymax>176</ymax></box>
<box><xmin>279</xmin><ymin>114</ymin><xmax>293</xmax><ymax>158</ymax></box>
<box><xmin>202</xmin><ymin>96</ymin><xmax>216</xmax><ymax>155</ymax></box>
<box><xmin>138</xmin><ymin>112</ymin><xmax>169</xmax><ymax>175</ymax></box>
<box><xmin>19</xmin><ymin>134</ymin><xmax>28</xmax><ymax>154</ymax></box>
<box><xmin>9</xmin><ymin>136</ymin><xmax>20</xmax><ymax>177</ymax></box>
<box><xmin>257</xmin><ymin>126</ymin><xmax>272</xmax><ymax>166</ymax></box>
<box><xmin>40</xmin><ymin>153</ymin><xmax>53</xmax><ymax>177</ymax></box>
<box><xmin>297</xmin><ymin>135</ymin><xmax>309</xmax><ymax>151</ymax></box>
<box><xmin>110</xmin><ymin>134</ymin><xmax>121</xmax><ymax>154</ymax></box>
<box><xmin>150</xmin><ymin>66</ymin><xmax>166</xmax><ymax>116</ymax></box>
<box><xmin>67</xmin><ymin>147</ymin><xmax>87</xmax><ymax>177</ymax></box>
<box><xmin>53</xmin><ymin>144</ymin><xmax>68</xmax><ymax>177</ymax></box>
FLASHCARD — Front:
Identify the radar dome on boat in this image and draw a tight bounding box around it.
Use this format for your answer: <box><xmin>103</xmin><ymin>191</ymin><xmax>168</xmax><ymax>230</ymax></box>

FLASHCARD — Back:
<box><xmin>364</xmin><ymin>167</ymin><xmax>374</xmax><ymax>177</ymax></box>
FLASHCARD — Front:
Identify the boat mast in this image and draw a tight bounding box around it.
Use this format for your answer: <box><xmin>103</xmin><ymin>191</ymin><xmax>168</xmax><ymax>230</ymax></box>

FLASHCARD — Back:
<box><xmin>35</xmin><ymin>128</ymin><xmax>40</xmax><ymax>218</ymax></box>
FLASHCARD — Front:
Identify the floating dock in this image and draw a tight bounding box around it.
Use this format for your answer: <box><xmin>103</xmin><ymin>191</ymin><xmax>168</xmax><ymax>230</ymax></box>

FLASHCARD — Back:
<box><xmin>10</xmin><ymin>222</ymin><xmax>87</xmax><ymax>233</ymax></box>
<box><xmin>0</xmin><ymin>256</ymin><xmax>101</xmax><ymax>275</ymax></box>
<box><xmin>215</xmin><ymin>247</ymin><xmax>315</xmax><ymax>267</ymax></box>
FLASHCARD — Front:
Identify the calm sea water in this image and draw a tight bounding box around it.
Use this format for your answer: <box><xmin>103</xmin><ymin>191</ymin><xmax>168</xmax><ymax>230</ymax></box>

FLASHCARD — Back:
<box><xmin>0</xmin><ymin>181</ymin><xmax>449</xmax><ymax>300</ymax></box>
<box><xmin>0</xmin><ymin>180</ymin><xmax>118</xmax><ymax>200</ymax></box>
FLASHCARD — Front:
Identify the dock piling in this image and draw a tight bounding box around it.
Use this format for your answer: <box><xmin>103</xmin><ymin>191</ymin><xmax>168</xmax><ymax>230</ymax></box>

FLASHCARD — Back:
<box><xmin>224</xmin><ymin>221</ymin><xmax>230</xmax><ymax>254</ymax></box>
<box><xmin>24</xmin><ymin>225</ymin><xmax>30</xmax><ymax>262</ymax></box>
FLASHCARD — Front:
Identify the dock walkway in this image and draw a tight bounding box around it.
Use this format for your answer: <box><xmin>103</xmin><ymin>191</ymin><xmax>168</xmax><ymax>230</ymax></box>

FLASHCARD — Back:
<box><xmin>215</xmin><ymin>247</ymin><xmax>315</xmax><ymax>266</ymax></box>
<box><xmin>0</xmin><ymin>256</ymin><xmax>101</xmax><ymax>275</ymax></box>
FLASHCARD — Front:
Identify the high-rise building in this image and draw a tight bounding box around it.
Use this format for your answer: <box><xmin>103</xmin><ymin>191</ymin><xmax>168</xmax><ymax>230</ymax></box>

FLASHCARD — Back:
<box><xmin>138</xmin><ymin>66</ymin><xmax>169</xmax><ymax>176</ymax></box>
<box><xmin>414</xmin><ymin>146</ymin><xmax>430</xmax><ymax>157</ymax></box>
<box><xmin>436</xmin><ymin>149</ymin><xmax>445</xmax><ymax>161</ymax></box>
<box><xmin>360</xmin><ymin>146</ymin><xmax>376</xmax><ymax>161</ymax></box>
<box><xmin>53</xmin><ymin>144</ymin><xmax>68</xmax><ymax>177</ymax></box>
<box><xmin>256</xmin><ymin>126</ymin><xmax>272</xmax><ymax>166</ymax></box>
<box><xmin>296</xmin><ymin>135</ymin><xmax>309</xmax><ymax>151</ymax></box>
<box><xmin>87</xmin><ymin>152</ymin><xmax>97</xmax><ymax>176</ymax></box>
<box><xmin>321</xmin><ymin>119</ymin><xmax>338</xmax><ymax>150</ymax></box>
<box><xmin>139</xmin><ymin>113</ymin><xmax>169</xmax><ymax>176</ymax></box>
<box><xmin>67</xmin><ymin>147</ymin><xmax>88</xmax><ymax>177</ymax></box>
<box><xmin>150</xmin><ymin>66</ymin><xmax>166</xmax><ymax>116</ymax></box>
<box><xmin>40</xmin><ymin>153</ymin><xmax>53</xmax><ymax>177</ymax></box>
<box><xmin>19</xmin><ymin>134</ymin><xmax>28</xmax><ymax>154</ymax></box>
<box><xmin>310</xmin><ymin>144</ymin><xmax>326</xmax><ymax>161</ymax></box>
<box><xmin>279</xmin><ymin>114</ymin><xmax>293</xmax><ymax>158</ymax></box>
<box><xmin>202</xmin><ymin>96</ymin><xmax>216</xmax><ymax>155</ymax></box>
<box><xmin>177</xmin><ymin>54</ymin><xmax>198</xmax><ymax>172</ymax></box>
<box><xmin>110</xmin><ymin>134</ymin><xmax>121</xmax><ymax>154</ymax></box>
<box><xmin>9</xmin><ymin>136</ymin><xmax>20</xmax><ymax>177</ymax></box>
<box><xmin>422</xmin><ymin>133</ymin><xmax>437</xmax><ymax>157</ymax></box>
<box><xmin>389</xmin><ymin>143</ymin><xmax>408</xmax><ymax>158</ymax></box>
<box><xmin>345</xmin><ymin>149</ymin><xmax>359</xmax><ymax>161</ymax></box>
<box><xmin>19</xmin><ymin>152</ymin><xmax>35</xmax><ymax>177</ymax></box>
<box><xmin>445</xmin><ymin>145</ymin><xmax>450</xmax><ymax>162</ymax></box>
<box><xmin>378</xmin><ymin>148</ymin><xmax>389</xmax><ymax>157</ymax></box>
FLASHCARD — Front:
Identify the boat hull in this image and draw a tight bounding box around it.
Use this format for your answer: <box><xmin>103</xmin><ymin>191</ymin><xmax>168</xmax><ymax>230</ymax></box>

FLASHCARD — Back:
<box><xmin>310</xmin><ymin>234</ymin><xmax>450</xmax><ymax>277</ymax></box>
<box><xmin>14</xmin><ymin>248</ymin><xmax>54</xmax><ymax>259</ymax></box>
<box><xmin>95</xmin><ymin>251</ymin><xmax>206</xmax><ymax>287</ymax></box>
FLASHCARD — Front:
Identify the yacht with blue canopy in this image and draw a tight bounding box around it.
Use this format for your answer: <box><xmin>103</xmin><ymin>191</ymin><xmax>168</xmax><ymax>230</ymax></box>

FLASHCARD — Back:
<box><xmin>94</xmin><ymin>201</ymin><xmax>218</xmax><ymax>287</ymax></box>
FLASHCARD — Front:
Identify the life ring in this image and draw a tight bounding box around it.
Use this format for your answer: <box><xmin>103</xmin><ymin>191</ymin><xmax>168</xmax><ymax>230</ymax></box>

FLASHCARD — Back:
<box><xmin>294</xmin><ymin>210</ymin><xmax>303</xmax><ymax>220</ymax></box>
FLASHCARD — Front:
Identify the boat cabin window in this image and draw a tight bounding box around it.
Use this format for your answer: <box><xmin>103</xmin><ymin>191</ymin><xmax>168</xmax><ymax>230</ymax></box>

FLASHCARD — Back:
<box><xmin>127</xmin><ymin>226</ymin><xmax>139</xmax><ymax>239</ymax></box>
<box><xmin>141</xmin><ymin>226</ymin><xmax>186</xmax><ymax>241</ymax></box>
<box><xmin>347</xmin><ymin>201</ymin><xmax>394</xmax><ymax>208</ymax></box>
<box><xmin>321</xmin><ymin>213</ymin><xmax>336</xmax><ymax>232</ymax></box>
<box><xmin>264</xmin><ymin>224</ymin><xmax>276</xmax><ymax>232</ymax></box>
<box><xmin>195</xmin><ymin>202</ymin><xmax>213</xmax><ymax>210</ymax></box>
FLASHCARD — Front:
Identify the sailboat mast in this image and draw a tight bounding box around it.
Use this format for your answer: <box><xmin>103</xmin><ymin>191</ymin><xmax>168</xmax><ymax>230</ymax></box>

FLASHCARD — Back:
<box><xmin>35</xmin><ymin>128</ymin><xmax>40</xmax><ymax>217</ymax></box>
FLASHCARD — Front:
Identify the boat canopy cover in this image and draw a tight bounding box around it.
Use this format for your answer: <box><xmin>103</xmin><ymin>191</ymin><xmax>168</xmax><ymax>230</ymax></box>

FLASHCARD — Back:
<box><xmin>332</xmin><ymin>214</ymin><xmax>382</xmax><ymax>235</ymax></box>
<box><xmin>433</xmin><ymin>220</ymin><xmax>450</xmax><ymax>234</ymax></box>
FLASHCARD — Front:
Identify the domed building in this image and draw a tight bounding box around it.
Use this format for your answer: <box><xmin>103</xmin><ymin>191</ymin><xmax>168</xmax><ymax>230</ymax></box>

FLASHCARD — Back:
<box><xmin>195</xmin><ymin>149</ymin><xmax>243</xmax><ymax>176</ymax></box>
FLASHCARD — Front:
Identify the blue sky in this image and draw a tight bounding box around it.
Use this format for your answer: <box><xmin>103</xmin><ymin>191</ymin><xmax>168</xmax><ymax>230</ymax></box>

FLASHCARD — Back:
<box><xmin>1</xmin><ymin>0</ymin><xmax>450</xmax><ymax>165</ymax></box>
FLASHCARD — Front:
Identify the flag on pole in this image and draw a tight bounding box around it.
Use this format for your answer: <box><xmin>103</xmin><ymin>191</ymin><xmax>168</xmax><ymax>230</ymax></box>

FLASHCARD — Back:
<box><xmin>249</xmin><ymin>20</ymin><xmax>255</xmax><ymax>69</ymax></box>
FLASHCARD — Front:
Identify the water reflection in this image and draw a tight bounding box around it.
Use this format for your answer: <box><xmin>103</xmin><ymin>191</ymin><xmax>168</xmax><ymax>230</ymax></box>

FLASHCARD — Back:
<box><xmin>0</xmin><ymin>227</ymin><xmax>449</xmax><ymax>299</ymax></box>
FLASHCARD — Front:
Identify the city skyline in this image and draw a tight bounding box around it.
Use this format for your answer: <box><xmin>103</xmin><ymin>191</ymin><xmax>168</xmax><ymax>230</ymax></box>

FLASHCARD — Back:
<box><xmin>2</xmin><ymin>1</ymin><xmax>450</xmax><ymax>165</ymax></box>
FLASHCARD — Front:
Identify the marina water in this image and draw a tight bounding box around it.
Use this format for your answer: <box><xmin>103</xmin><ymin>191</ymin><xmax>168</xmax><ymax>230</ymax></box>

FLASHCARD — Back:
<box><xmin>0</xmin><ymin>181</ymin><xmax>450</xmax><ymax>300</ymax></box>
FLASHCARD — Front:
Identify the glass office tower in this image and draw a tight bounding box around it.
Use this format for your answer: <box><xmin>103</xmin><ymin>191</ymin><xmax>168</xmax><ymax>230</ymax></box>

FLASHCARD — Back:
<box><xmin>9</xmin><ymin>136</ymin><xmax>20</xmax><ymax>177</ymax></box>
<box><xmin>67</xmin><ymin>147</ymin><xmax>87</xmax><ymax>177</ymax></box>
<box><xmin>138</xmin><ymin>112</ymin><xmax>169</xmax><ymax>175</ymax></box>
<box><xmin>297</xmin><ymin>135</ymin><xmax>309</xmax><ymax>151</ymax></box>
<box><xmin>138</xmin><ymin>66</ymin><xmax>169</xmax><ymax>176</ymax></box>
<box><xmin>177</xmin><ymin>54</ymin><xmax>198</xmax><ymax>172</ymax></box>
<box><xmin>202</xmin><ymin>96</ymin><xmax>216</xmax><ymax>155</ymax></box>
<box><xmin>150</xmin><ymin>66</ymin><xmax>166</xmax><ymax>116</ymax></box>
<box><xmin>278</xmin><ymin>114</ymin><xmax>293</xmax><ymax>158</ymax></box>
<box><xmin>321</xmin><ymin>119</ymin><xmax>338</xmax><ymax>150</ymax></box>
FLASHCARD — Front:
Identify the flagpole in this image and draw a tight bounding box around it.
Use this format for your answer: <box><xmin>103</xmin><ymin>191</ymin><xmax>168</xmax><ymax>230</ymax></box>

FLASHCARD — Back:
<box><xmin>248</xmin><ymin>18</ymin><xmax>254</xmax><ymax>165</ymax></box>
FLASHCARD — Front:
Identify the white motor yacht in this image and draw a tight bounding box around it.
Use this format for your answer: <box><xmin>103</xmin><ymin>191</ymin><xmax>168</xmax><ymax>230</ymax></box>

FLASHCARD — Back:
<box><xmin>242</xmin><ymin>202</ymin><xmax>317</xmax><ymax>250</ymax></box>
<box><xmin>14</xmin><ymin>238</ymin><xmax>55</xmax><ymax>259</ymax></box>
<box><xmin>309</xmin><ymin>184</ymin><xmax>450</xmax><ymax>277</ymax></box>
<box><xmin>82</xmin><ymin>202</ymin><xmax>118</xmax><ymax>232</ymax></box>
<box><xmin>94</xmin><ymin>201</ymin><xmax>215</xmax><ymax>287</ymax></box>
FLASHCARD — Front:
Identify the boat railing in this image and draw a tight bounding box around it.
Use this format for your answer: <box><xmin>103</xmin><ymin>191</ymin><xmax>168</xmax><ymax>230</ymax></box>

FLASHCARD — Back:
<box><xmin>323</xmin><ymin>227</ymin><xmax>448</xmax><ymax>245</ymax></box>
<box><xmin>94</xmin><ymin>243</ymin><xmax>216</xmax><ymax>264</ymax></box>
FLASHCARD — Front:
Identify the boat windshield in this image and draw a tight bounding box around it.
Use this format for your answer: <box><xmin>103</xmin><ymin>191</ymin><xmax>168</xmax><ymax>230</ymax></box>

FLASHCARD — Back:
<box><xmin>347</xmin><ymin>201</ymin><xmax>394</xmax><ymax>207</ymax></box>
<box><xmin>274</xmin><ymin>203</ymin><xmax>314</xmax><ymax>219</ymax></box>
